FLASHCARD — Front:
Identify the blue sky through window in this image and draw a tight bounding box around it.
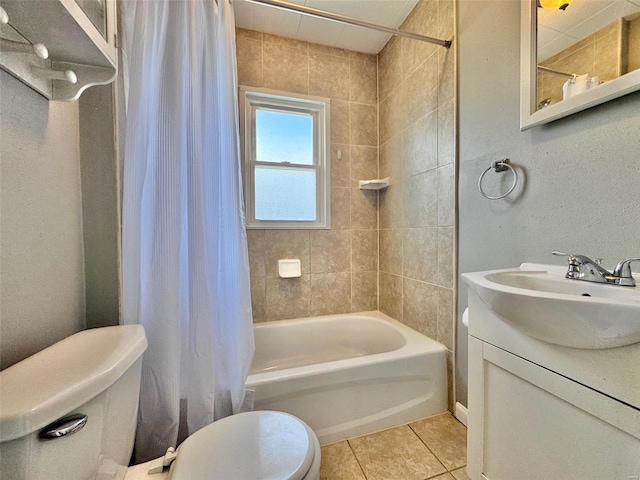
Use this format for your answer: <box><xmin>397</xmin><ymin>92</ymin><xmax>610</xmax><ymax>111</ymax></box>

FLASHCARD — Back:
<box><xmin>256</xmin><ymin>109</ymin><xmax>314</xmax><ymax>165</ymax></box>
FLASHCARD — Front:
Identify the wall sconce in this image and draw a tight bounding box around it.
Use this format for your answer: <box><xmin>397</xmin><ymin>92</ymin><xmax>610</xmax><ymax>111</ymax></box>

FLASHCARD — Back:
<box><xmin>538</xmin><ymin>0</ymin><xmax>573</xmax><ymax>10</ymax></box>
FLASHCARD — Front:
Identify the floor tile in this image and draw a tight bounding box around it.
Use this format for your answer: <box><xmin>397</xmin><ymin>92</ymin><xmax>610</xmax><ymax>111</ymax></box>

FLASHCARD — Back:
<box><xmin>451</xmin><ymin>467</ymin><xmax>472</xmax><ymax>480</ymax></box>
<box><xmin>320</xmin><ymin>441</ymin><xmax>366</xmax><ymax>480</ymax></box>
<box><xmin>348</xmin><ymin>425</ymin><xmax>447</xmax><ymax>480</ymax></box>
<box><xmin>410</xmin><ymin>413</ymin><xmax>467</xmax><ymax>471</ymax></box>
<box><xmin>430</xmin><ymin>474</ymin><xmax>456</xmax><ymax>480</ymax></box>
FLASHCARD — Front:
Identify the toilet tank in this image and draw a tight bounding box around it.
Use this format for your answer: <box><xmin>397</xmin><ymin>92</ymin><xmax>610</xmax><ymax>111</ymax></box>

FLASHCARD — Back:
<box><xmin>0</xmin><ymin>325</ymin><xmax>147</xmax><ymax>480</ymax></box>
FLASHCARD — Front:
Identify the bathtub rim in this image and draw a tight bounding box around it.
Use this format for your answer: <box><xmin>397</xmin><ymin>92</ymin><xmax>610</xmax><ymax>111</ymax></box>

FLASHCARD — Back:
<box><xmin>247</xmin><ymin>310</ymin><xmax>446</xmax><ymax>386</ymax></box>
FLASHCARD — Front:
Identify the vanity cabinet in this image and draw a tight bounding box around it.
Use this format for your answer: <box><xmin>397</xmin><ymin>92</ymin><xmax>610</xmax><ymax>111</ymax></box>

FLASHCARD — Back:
<box><xmin>0</xmin><ymin>0</ymin><xmax>117</xmax><ymax>100</ymax></box>
<box><xmin>466</xmin><ymin>293</ymin><xmax>640</xmax><ymax>480</ymax></box>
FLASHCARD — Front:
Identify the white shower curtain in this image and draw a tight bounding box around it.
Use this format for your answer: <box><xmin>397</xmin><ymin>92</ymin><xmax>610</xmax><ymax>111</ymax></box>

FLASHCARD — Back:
<box><xmin>121</xmin><ymin>0</ymin><xmax>254</xmax><ymax>463</ymax></box>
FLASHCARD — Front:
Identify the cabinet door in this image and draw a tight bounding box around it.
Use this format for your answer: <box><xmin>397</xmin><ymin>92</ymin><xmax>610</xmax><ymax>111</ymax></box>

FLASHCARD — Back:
<box><xmin>467</xmin><ymin>337</ymin><xmax>640</xmax><ymax>480</ymax></box>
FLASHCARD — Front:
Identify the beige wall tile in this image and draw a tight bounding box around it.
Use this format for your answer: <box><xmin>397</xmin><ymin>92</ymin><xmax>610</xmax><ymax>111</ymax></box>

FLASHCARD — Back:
<box><xmin>439</xmin><ymin>0</ymin><xmax>455</xmax><ymax>39</ymax></box>
<box><xmin>403</xmin><ymin>55</ymin><xmax>438</xmax><ymax>128</ymax></box>
<box><xmin>352</xmin><ymin>271</ymin><xmax>378</xmax><ymax>312</ymax></box>
<box><xmin>379</xmin><ymin>135</ymin><xmax>403</xmax><ymax>183</ymax></box>
<box><xmin>250</xmin><ymin>275</ymin><xmax>266</xmax><ymax>322</ymax></box>
<box><xmin>446</xmin><ymin>349</ymin><xmax>454</xmax><ymax>411</ymax></box>
<box><xmin>410</xmin><ymin>413</ymin><xmax>467</xmax><ymax>471</ymax></box>
<box><xmin>438</xmin><ymin>46</ymin><xmax>456</xmax><ymax>104</ymax></box>
<box><xmin>310</xmin><ymin>230</ymin><xmax>351</xmax><ymax>273</ymax></box>
<box><xmin>309</xmin><ymin>52</ymin><xmax>350</xmax><ymax>100</ymax></box>
<box><xmin>401</xmin><ymin>0</ymin><xmax>439</xmax><ymax>78</ymax></box>
<box><xmin>350</xmin><ymin>145</ymin><xmax>378</xmax><ymax>187</ymax></box>
<box><xmin>402</xmin><ymin>277</ymin><xmax>438</xmax><ymax>338</ymax></box>
<box><xmin>331</xmin><ymin>100</ymin><xmax>350</xmax><ymax>144</ymax></box>
<box><xmin>310</xmin><ymin>272</ymin><xmax>351</xmax><ymax>316</ymax></box>
<box><xmin>379</xmin><ymin>229</ymin><xmax>402</xmax><ymax>275</ymax></box>
<box><xmin>309</xmin><ymin>43</ymin><xmax>350</xmax><ymax>58</ymax></box>
<box><xmin>378</xmin><ymin>182</ymin><xmax>403</xmax><ymax>230</ymax></box>
<box><xmin>403</xmin><ymin>170</ymin><xmax>438</xmax><ymax>228</ymax></box>
<box><xmin>320</xmin><ymin>441</ymin><xmax>366</xmax><ymax>480</ymax></box>
<box><xmin>263</xmin><ymin>42</ymin><xmax>309</xmax><ymax>94</ymax></box>
<box><xmin>437</xmin><ymin>287</ymin><xmax>454</xmax><ymax>350</ymax></box>
<box><xmin>349</xmin><ymin>425</ymin><xmax>446</xmax><ymax>480</ymax></box>
<box><xmin>351</xmin><ymin>188</ymin><xmax>377</xmax><ymax>229</ymax></box>
<box><xmin>379</xmin><ymin>89</ymin><xmax>403</xmax><ymax>145</ymax></box>
<box><xmin>331</xmin><ymin>143</ymin><xmax>351</xmax><ymax>188</ymax></box>
<box><xmin>236</xmin><ymin>36</ymin><xmax>263</xmax><ymax>88</ymax></box>
<box><xmin>379</xmin><ymin>272</ymin><xmax>403</xmax><ymax>320</ymax></box>
<box><xmin>263</xmin><ymin>33</ymin><xmax>309</xmax><ymax>50</ymax></box>
<box><xmin>378</xmin><ymin>36</ymin><xmax>403</xmax><ymax>102</ymax></box>
<box><xmin>403</xmin><ymin>227</ymin><xmax>437</xmax><ymax>283</ymax></box>
<box><xmin>350</xmin><ymin>103</ymin><xmax>378</xmax><ymax>146</ymax></box>
<box><xmin>352</xmin><ymin>229</ymin><xmax>378</xmax><ymax>272</ymax></box>
<box><xmin>265</xmin><ymin>275</ymin><xmax>310</xmax><ymax>320</ymax></box>
<box><xmin>438</xmin><ymin>164</ymin><xmax>455</xmax><ymax>226</ymax></box>
<box><xmin>437</xmin><ymin>227</ymin><xmax>454</xmax><ymax>288</ymax></box>
<box><xmin>331</xmin><ymin>187</ymin><xmax>351</xmax><ymax>229</ymax></box>
<box><xmin>403</xmin><ymin>110</ymin><xmax>438</xmax><ymax>178</ymax></box>
<box><xmin>350</xmin><ymin>58</ymin><xmax>378</xmax><ymax>105</ymax></box>
<box><xmin>438</xmin><ymin>99</ymin><xmax>455</xmax><ymax>167</ymax></box>
<box><xmin>236</xmin><ymin>28</ymin><xmax>262</xmax><ymax>41</ymax></box>
<box><xmin>263</xmin><ymin>230</ymin><xmax>309</xmax><ymax>276</ymax></box>
<box><xmin>247</xmin><ymin>229</ymin><xmax>265</xmax><ymax>276</ymax></box>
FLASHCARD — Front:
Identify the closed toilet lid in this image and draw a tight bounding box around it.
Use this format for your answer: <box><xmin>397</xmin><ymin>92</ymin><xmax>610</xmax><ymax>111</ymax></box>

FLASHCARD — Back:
<box><xmin>169</xmin><ymin>411</ymin><xmax>315</xmax><ymax>480</ymax></box>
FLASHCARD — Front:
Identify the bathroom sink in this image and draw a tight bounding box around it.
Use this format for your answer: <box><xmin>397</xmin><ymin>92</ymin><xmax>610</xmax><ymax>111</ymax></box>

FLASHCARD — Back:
<box><xmin>462</xmin><ymin>263</ymin><xmax>640</xmax><ymax>349</ymax></box>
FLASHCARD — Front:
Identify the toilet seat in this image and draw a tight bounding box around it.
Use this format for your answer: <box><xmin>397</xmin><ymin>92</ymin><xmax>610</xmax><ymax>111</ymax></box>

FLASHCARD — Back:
<box><xmin>168</xmin><ymin>411</ymin><xmax>319</xmax><ymax>480</ymax></box>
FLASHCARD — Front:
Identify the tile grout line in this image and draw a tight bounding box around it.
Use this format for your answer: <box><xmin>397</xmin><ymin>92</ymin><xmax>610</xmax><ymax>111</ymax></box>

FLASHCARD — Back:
<box><xmin>346</xmin><ymin>439</ymin><xmax>371</xmax><ymax>480</ymax></box>
<box><xmin>407</xmin><ymin>422</ymin><xmax>449</xmax><ymax>477</ymax></box>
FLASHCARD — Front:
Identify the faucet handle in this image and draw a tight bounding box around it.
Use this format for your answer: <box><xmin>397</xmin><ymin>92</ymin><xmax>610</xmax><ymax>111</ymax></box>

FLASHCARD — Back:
<box><xmin>613</xmin><ymin>258</ymin><xmax>640</xmax><ymax>281</ymax></box>
<box><xmin>552</xmin><ymin>251</ymin><xmax>579</xmax><ymax>265</ymax></box>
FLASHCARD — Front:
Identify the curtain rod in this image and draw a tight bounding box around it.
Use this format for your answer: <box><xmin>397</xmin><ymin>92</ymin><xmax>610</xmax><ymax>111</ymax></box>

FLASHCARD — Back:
<box><xmin>537</xmin><ymin>65</ymin><xmax>576</xmax><ymax>79</ymax></box>
<box><xmin>242</xmin><ymin>0</ymin><xmax>452</xmax><ymax>48</ymax></box>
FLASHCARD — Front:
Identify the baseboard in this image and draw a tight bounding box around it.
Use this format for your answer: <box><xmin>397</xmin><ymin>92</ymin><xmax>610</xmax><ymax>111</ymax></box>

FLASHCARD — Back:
<box><xmin>455</xmin><ymin>402</ymin><xmax>468</xmax><ymax>427</ymax></box>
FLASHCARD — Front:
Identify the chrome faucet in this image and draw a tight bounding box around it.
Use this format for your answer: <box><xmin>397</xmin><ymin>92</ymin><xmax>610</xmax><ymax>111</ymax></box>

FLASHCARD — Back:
<box><xmin>552</xmin><ymin>251</ymin><xmax>639</xmax><ymax>287</ymax></box>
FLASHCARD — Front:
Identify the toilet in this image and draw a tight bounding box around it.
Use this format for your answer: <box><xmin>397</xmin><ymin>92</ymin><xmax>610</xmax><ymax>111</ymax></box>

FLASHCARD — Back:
<box><xmin>0</xmin><ymin>325</ymin><xmax>321</xmax><ymax>480</ymax></box>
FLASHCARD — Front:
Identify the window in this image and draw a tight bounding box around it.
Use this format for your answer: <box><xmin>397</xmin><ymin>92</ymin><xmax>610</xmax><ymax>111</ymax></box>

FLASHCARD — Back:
<box><xmin>240</xmin><ymin>87</ymin><xmax>330</xmax><ymax>229</ymax></box>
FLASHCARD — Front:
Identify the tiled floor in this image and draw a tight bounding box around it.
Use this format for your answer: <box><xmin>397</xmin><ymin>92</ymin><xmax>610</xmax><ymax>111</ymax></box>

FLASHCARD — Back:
<box><xmin>319</xmin><ymin>412</ymin><xmax>470</xmax><ymax>480</ymax></box>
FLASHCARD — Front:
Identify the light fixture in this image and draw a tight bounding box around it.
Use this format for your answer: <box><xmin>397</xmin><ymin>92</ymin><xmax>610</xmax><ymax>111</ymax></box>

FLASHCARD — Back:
<box><xmin>539</xmin><ymin>0</ymin><xmax>573</xmax><ymax>10</ymax></box>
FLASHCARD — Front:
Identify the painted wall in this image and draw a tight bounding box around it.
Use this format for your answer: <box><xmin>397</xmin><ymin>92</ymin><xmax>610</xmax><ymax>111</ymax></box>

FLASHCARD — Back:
<box><xmin>236</xmin><ymin>29</ymin><xmax>380</xmax><ymax>321</ymax></box>
<box><xmin>78</xmin><ymin>85</ymin><xmax>121</xmax><ymax>329</ymax></box>
<box><xmin>457</xmin><ymin>0</ymin><xmax>640</xmax><ymax>406</ymax></box>
<box><xmin>377</xmin><ymin>0</ymin><xmax>457</xmax><ymax>410</ymax></box>
<box><xmin>0</xmin><ymin>71</ymin><xmax>86</xmax><ymax>370</ymax></box>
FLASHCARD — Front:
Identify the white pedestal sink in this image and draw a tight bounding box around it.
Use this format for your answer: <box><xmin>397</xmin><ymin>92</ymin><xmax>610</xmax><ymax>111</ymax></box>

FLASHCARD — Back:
<box><xmin>462</xmin><ymin>263</ymin><xmax>640</xmax><ymax>480</ymax></box>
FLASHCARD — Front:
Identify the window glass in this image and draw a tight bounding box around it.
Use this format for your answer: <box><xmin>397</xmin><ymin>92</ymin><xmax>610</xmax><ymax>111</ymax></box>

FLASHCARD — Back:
<box><xmin>254</xmin><ymin>166</ymin><xmax>316</xmax><ymax>221</ymax></box>
<box><xmin>256</xmin><ymin>109</ymin><xmax>314</xmax><ymax>165</ymax></box>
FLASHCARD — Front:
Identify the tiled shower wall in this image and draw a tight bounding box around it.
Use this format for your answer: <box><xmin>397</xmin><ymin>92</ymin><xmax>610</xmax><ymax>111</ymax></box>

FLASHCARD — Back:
<box><xmin>377</xmin><ymin>0</ymin><xmax>457</xmax><ymax>409</ymax></box>
<box><xmin>235</xmin><ymin>29</ymin><xmax>380</xmax><ymax>322</ymax></box>
<box><xmin>235</xmin><ymin>0</ymin><xmax>456</xmax><ymax>408</ymax></box>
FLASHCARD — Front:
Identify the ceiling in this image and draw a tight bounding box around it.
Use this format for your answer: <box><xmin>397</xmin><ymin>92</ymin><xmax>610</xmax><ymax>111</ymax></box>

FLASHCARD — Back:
<box><xmin>234</xmin><ymin>0</ymin><xmax>419</xmax><ymax>54</ymax></box>
<box><xmin>538</xmin><ymin>0</ymin><xmax>640</xmax><ymax>61</ymax></box>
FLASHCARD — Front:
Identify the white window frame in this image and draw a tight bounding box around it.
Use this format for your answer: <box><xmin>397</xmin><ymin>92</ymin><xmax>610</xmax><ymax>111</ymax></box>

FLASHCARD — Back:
<box><xmin>239</xmin><ymin>86</ymin><xmax>330</xmax><ymax>229</ymax></box>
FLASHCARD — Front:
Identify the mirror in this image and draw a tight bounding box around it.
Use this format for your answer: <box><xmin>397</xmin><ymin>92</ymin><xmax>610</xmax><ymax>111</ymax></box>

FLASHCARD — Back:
<box><xmin>520</xmin><ymin>0</ymin><xmax>640</xmax><ymax>129</ymax></box>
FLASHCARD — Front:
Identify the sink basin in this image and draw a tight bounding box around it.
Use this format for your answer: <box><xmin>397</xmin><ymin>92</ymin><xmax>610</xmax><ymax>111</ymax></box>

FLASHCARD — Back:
<box><xmin>462</xmin><ymin>263</ymin><xmax>640</xmax><ymax>349</ymax></box>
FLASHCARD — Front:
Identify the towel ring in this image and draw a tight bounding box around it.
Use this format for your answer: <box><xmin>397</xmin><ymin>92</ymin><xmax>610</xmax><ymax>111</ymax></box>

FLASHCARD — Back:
<box><xmin>478</xmin><ymin>159</ymin><xmax>518</xmax><ymax>200</ymax></box>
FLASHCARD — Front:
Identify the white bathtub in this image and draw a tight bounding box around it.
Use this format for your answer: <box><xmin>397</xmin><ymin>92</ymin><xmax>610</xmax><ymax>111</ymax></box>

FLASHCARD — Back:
<box><xmin>245</xmin><ymin>311</ymin><xmax>448</xmax><ymax>445</ymax></box>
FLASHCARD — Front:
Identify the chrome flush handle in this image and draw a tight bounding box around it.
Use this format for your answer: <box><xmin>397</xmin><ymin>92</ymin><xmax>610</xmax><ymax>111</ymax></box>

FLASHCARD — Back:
<box><xmin>39</xmin><ymin>414</ymin><xmax>88</xmax><ymax>440</ymax></box>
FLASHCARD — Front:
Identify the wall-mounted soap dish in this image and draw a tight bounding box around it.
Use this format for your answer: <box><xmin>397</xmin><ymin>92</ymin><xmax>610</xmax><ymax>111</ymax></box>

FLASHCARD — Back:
<box><xmin>358</xmin><ymin>177</ymin><xmax>390</xmax><ymax>190</ymax></box>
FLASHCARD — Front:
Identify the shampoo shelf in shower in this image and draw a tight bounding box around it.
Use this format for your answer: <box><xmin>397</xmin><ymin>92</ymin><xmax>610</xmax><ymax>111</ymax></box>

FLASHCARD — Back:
<box><xmin>359</xmin><ymin>177</ymin><xmax>390</xmax><ymax>190</ymax></box>
<box><xmin>0</xmin><ymin>0</ymin><xmax>117</xmax><ymax>101</ymax></box>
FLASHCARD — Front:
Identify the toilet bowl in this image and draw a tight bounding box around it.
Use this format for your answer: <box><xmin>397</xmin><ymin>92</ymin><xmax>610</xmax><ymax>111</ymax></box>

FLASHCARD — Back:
<box><xmin>0</xmin><ymin>326</ymin><xmax>320</xmax><ymax>480</ymax></box>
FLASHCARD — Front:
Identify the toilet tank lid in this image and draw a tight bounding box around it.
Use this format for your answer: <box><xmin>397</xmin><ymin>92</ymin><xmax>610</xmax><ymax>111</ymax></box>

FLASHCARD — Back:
<box><xmin>0</xmin><ymin>325</ymin><xmax>147</xmax><ymax>442</ymax></box>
